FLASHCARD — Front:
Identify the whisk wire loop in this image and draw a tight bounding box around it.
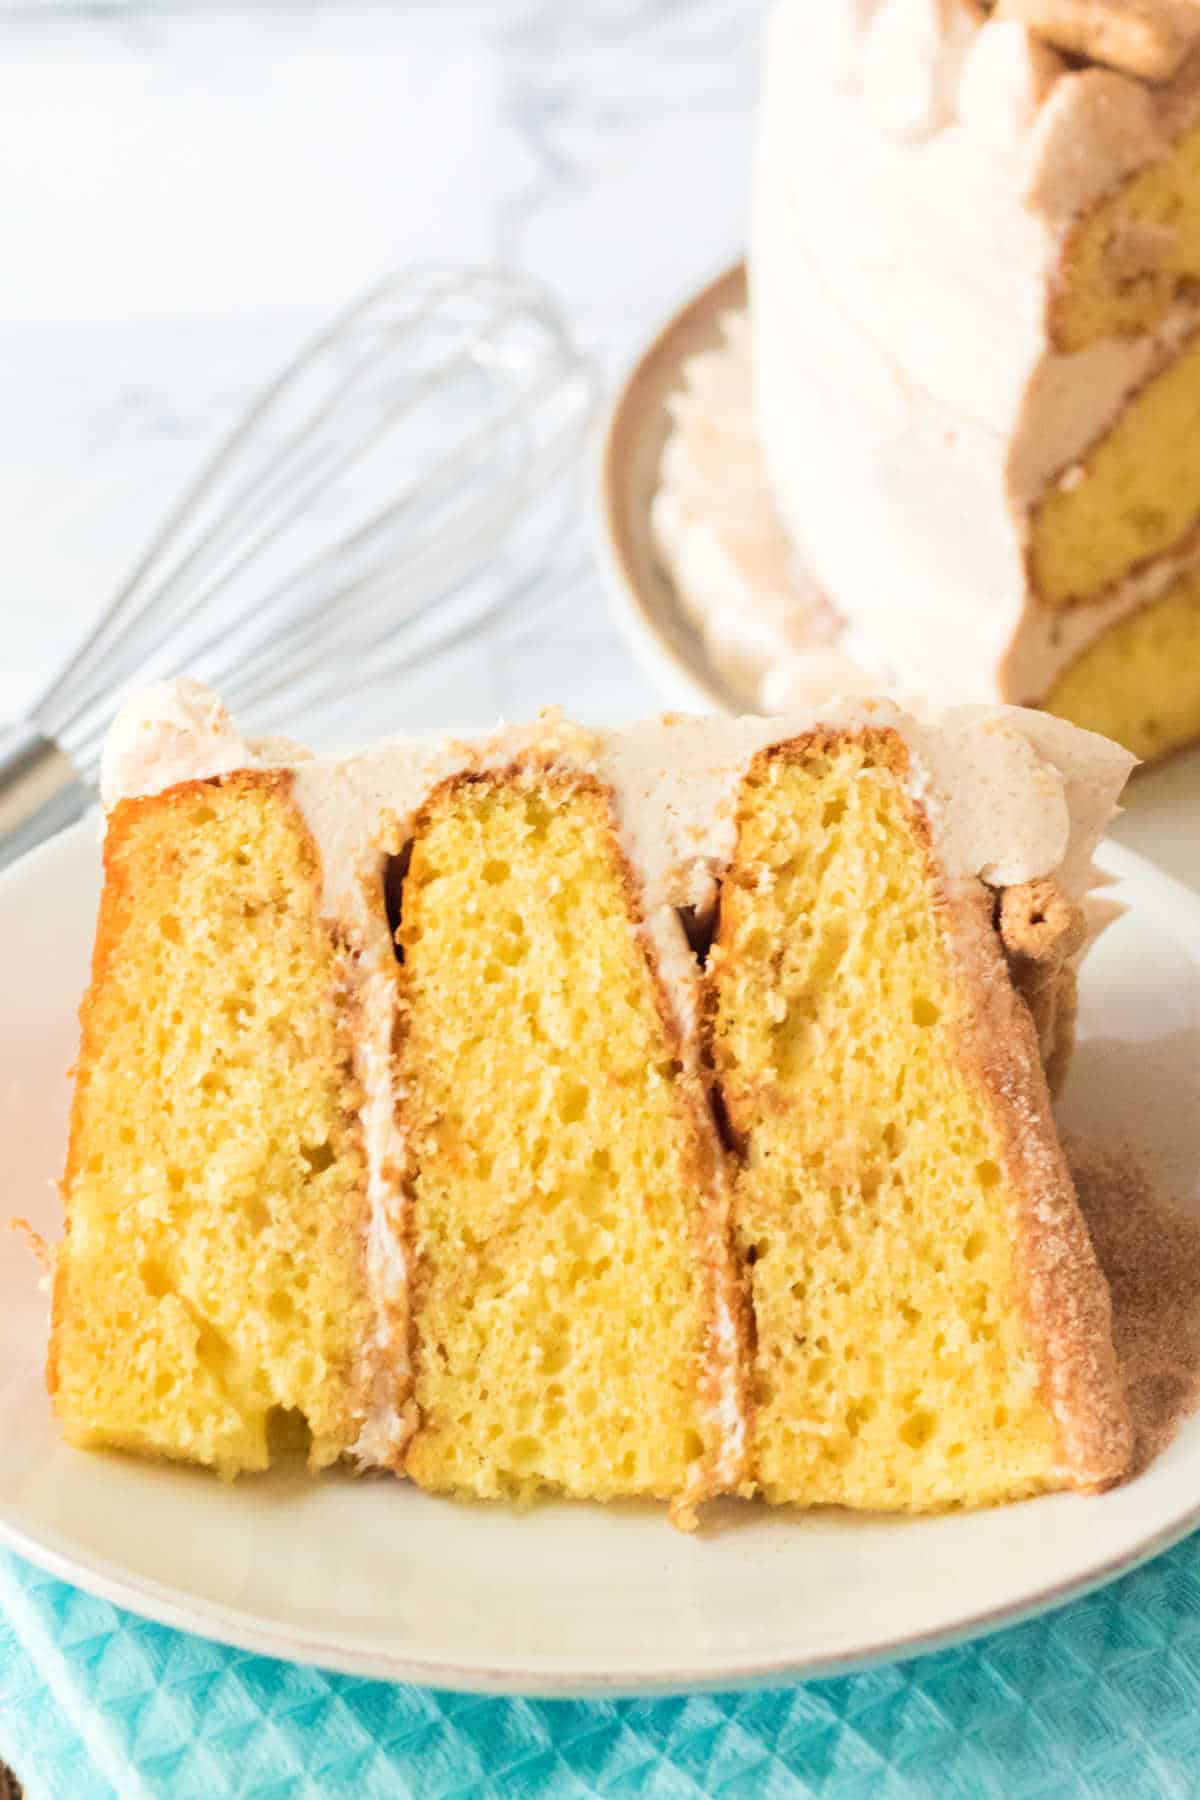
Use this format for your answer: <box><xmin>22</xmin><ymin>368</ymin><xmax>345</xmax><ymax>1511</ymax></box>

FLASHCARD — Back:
<box><xmin>22</xmin><ymin>265</ymin><xmax>598</xmax><ymax>789</ymax></box>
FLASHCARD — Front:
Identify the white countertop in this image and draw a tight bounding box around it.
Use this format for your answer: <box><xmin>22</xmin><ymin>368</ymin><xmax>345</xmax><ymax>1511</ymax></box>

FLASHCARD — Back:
<box><xmin>2</xmin><ymin>0</ymin><xmax>1196</xmax><ymax>887</ymax></box>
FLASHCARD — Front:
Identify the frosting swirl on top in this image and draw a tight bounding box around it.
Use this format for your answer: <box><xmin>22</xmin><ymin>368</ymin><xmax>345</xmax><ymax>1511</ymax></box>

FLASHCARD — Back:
<box><xmin>102</xmin><ymin>678</ymin><xmax>1131</xmax><ymax>916</ymax></box>
<box><xmin>99</xmin><ymin>678</ymin><xmax>256</xmax><ymax>810</ymax></box>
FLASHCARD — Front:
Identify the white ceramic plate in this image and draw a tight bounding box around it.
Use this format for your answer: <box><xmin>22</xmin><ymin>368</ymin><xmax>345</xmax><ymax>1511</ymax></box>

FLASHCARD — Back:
<box><xmin>597</xmin><ymin>261</ymin><xmax>752</xmax><ymax>717</ymax></box>
<box><xmin>2</xmin><ymin>819</ymin><xmax>1199</xmax><ymax>1697</ymax></box>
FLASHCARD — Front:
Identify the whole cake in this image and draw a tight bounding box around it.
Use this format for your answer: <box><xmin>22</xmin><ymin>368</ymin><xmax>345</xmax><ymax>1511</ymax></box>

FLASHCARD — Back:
<box><xmin>48</xmin><ymin>679</ymin><xmax>1134</xmax><ymax>1525</ymax></box>
<box><xmin>739</xmin><ymin>0</ymin><xmax>1200</xmax><ymax>760</ymax></box>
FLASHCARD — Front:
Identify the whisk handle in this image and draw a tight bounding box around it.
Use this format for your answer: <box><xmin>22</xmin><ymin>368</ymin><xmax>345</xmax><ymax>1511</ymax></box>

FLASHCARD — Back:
<box><xmin>0</xmin><ymin>721</ymin><xmax>95</xmax><ymax>875</ymax></box>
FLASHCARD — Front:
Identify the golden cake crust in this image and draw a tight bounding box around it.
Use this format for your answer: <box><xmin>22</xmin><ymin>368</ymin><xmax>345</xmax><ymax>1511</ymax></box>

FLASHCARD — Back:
<box><xmin>945</xmin><ymin>876</ymin><xmax>1132</xmax><ymax>1487</ymax></box>
<box><xmin>894</xmin><ymin>727</ymin><xmax>1132</xmax><ymax>1490</ymax></box>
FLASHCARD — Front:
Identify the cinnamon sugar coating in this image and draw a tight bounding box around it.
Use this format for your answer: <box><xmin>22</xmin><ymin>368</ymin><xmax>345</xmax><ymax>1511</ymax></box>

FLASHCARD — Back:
<box><xmin>944</xmin><ymin>878</ymin><xmax>1132</xmax><ymax>1488</ymax></box>
<box><xmin>1069</xmin><ymin>1139</ymin><xmax>1200</xmax><ymax>1474</ymax></box>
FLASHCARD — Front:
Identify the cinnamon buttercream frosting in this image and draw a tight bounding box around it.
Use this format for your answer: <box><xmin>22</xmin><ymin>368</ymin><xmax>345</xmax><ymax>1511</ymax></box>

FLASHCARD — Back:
<box><xmin>737</xmin><ymin>0</ymin><xmax>1200</xmax><ymax>711</ymax></box>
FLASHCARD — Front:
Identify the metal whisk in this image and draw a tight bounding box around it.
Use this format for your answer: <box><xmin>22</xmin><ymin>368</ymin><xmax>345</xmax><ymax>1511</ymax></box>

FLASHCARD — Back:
<box><xmin>0</xmin><ymin>264</ymin><xmax>599</xmax><ymax>871</ymax></box>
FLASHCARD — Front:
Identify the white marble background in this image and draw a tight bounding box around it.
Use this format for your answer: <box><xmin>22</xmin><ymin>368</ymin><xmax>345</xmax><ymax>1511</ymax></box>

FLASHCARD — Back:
<box><xmin>0</xmin><ymin>0</ymin><xmax>767</xmax><ymax>747</ymax></box>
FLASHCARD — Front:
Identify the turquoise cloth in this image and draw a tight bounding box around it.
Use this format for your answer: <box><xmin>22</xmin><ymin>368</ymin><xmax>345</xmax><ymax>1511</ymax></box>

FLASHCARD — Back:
<box><xmin>3</xmin><ymin>1535</ymin><xmax>1200</xmax><ymax>1798</ymax></box>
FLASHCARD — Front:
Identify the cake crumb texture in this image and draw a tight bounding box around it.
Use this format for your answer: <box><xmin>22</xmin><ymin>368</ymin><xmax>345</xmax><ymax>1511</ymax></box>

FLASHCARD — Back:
<box><xmin>1032</xmin><ymin>334</ymin><xmax>1200</xmax><ymax>607</ymax></box>
<box><xmin>710</xmin><ymin>732</ymin><xmax>1098</xmax><ymax>1509</ymax></box>
<box><xmin>1044</xmin><ymin>564</ymin><xmax>1200</xmax><ymax>759</ymax></box>
<box><xmin>48</xmin><ymin>774</ymin><xmax>371</xmax><ymax>1475</ymax></box>
<box><xmin>1054</xmin><ymin>115</ymin><xmax>1200</xmax><ymax>349</ymax></box>
<box><xmin>400</xmin><ymin>775</ymin><xmax>714</xmax><ymax>1508</ymax></box>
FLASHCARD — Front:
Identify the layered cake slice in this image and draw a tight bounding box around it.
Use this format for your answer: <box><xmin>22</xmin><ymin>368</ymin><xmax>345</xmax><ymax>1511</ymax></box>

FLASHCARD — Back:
<box><xmin>395</xmin><ymin>768</ymin><xmax>740</xmax><ymax>1517</ymax></box>
<box><xmin>710</xmin><ymin>724</ymin><xmax>1123</xmax><ymax>1506</ymax></box>
<box><xmin>49</xmin><ymin>772</ymin><xmax>374</xmax><ymax>1475</ymax></box>
<box><xmin>48</xmin><ymin>679</ymin><xmax>1133</xmax><ymax>1520</ymax></box>
<box><xmin>746</xmin><ymin>0</ymin><xmax>1200</xmax><ymax>760</ymax></box>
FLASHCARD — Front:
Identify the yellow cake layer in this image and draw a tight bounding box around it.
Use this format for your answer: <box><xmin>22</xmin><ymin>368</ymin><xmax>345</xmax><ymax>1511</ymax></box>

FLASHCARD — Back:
<box><xmin>1054</xmin><ymin>118</ymin><xmax>1200</xmax><ymax>352</ymax></box>
<box><xmin>1031</xmin><ymin>333</ymin><xmax>1200</xmax><ymax>606</ymax></box>
<box><xmin>401</xmin><ymin>776</ymin><xmax>713</xmax><ymax>1506</ymax></box>
<box><xmin>49</xmin><ymin>775</ymin><xmax>370</xmax><ymax>1475</ymax></box>
<box><xmin>1043</xmin><ymin>568</ymin><xmax>1200</xmax><ymax>759</ymax></box>
<box><xmin>710</xmin><ymin>735</ymin><xmax>1060</xmax><ymax>1511</ymax></box>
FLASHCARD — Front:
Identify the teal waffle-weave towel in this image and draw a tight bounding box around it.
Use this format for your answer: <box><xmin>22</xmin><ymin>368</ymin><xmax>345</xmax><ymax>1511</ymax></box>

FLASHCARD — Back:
<box><xmin>3</xmin><ymin>1536</ymin><xmax>1200</xmax><ymax>1799</ymax></box>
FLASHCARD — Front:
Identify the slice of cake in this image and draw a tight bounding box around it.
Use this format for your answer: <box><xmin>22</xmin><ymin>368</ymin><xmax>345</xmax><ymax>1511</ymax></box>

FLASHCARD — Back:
<box><xmin>49</xmin><ymin>771</ymin><xmax>375</xmax><ymax>1475</ymax></box>
<box><xmin>747</xmin><ymin>0</ymin><xmax>1200</xmax><ymax>760</ymax></box>
<box><xmin>710</xmin><ymin>724</ymin><xmax>1118</xmax><ymax>1505</ymax></box>
<box><xmin>395</xmin><ymin>767</ymin><xmax>739</xmax><ymax>1516</ymax></box>
<box><xmin>48</xmin><ymin>679</ymin><xmax>1134</xmax><ymax>1520</ymax></box>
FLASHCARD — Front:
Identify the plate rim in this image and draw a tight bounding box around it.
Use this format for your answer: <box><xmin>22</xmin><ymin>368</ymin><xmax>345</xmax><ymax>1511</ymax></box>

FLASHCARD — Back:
<box><xmin>4</xmin><ymin>819</ymin><xmax>1200</xmax><ymax>1699</ymax></box>
<box><xmin>595</xmin><ymin>260</ymin><xmax>750</xmax><ymax>719</ymax></box>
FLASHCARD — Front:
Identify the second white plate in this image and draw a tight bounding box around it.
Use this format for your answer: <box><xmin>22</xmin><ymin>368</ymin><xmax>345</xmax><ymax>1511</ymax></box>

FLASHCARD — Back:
<box><xmin>1</xmin><ymin>820</ymin><xmax>1199</xmax><ymax>1695</ymax></box>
